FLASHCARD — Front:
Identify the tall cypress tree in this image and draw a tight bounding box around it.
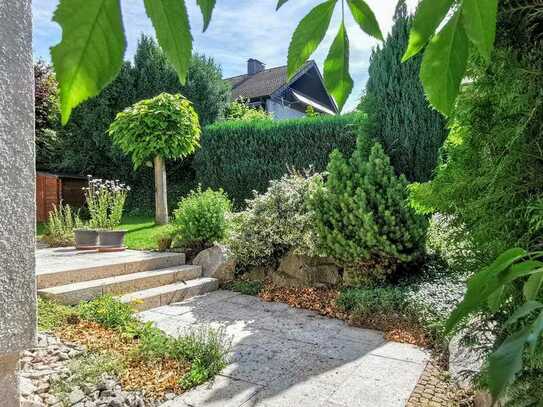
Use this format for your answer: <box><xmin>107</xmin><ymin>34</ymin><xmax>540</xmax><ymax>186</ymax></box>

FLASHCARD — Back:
<box><xmin>360</xmin><ymin>0</ymin><xmax>448</xmax><ymax>182</ymax></box>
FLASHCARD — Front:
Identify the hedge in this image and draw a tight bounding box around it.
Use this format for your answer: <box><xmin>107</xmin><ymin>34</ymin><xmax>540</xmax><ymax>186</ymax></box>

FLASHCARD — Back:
<box><xmin>193</xmin><ymin>113</ymin><xmax>366</xmax><ymax>206</ymax></box>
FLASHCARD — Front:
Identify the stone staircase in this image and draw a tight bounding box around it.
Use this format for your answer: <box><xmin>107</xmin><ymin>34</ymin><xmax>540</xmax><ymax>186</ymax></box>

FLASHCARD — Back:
<box><xmin>37</xmin><ymin>248</ymin><xmax>218</xmax><ymax>311</ymax></box>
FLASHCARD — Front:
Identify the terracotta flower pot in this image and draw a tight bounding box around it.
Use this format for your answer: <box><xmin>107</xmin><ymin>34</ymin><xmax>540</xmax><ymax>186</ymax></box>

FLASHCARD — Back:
<box><xmin>97</xmin><ymin>230</ymin><xmax>126</xmax><ymax>252</ymax></box>
<box><xmin>74</xmin><ymin>229</ymin><xmax>99</xmax><ymax>250</ymax></box>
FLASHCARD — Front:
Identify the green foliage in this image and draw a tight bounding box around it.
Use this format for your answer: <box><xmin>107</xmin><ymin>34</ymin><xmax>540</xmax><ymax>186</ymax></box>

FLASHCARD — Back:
<box><xmin>43</xmin><ymin>203</ymin><xmax>82</xmax><ymax>247</ymax></box>
<box><xmin>143</xmin><ymin>0</ymin><xmax>192</xmax><ymax>87</ymax></box>
<box><xmin>172</xmin><ymin>187</ymin><xmax>232</xmax><ymax>248</ymax></box>
<box><xmin>51</xmin><ymin>36</ymin><xmax>227</xmax><ymax>214</ymax></box>
<box><xmin>224</xmin><ymin>280</ymin><xmax>264</xmax><ymax>296</ymax></box>
<box><xmin>324</xmin><ymin>22</ymin><xmax>353</xmax><ymax>110</ymax></box>
<box><xmin>410</xmin><ymin>47</ymin><xmax>543</xmax><ymax>259</ymax></box>
<box><xmin>446</xmin><ymin>248</ymin><xmax>543</xmax><ymax>401</ymax></box>
<box><xmin>223</xmin><ymin>97</ymin><xmax>272</xmax><ymax>122</ymax></box>
<box><xmin>34</xmin><ymin>61</ymin><xmax>60</xmax><ymax>170</ymax></box>
<box><xmin>37</xmin><ymin>297</ymin><xmax>77</xmax><ymax>332</ymax></box>
<box><xmin>361</xmin><ymin>1</ymin><xmax>448</xmax><ymax>182</ymax></box>
<box><xmin>337</xmin><ymin>257</ymin><xmax>465</xmax><ymax>347</ymax></box>
<box><xmin>226</xmin><ymin>171</ymin><xmax>321</xmax><ymax>268</ymax></box>
<box><xmin>51</xmin><ymin>0</ymin><xmax>498</xmax><ymax>121</ymax></box>
<box><xmin>78</xmin><ymin>295</ymin><xmax>136</xmax><ymax>330</ymax></box>
<box><xmin>194</xmin><ymin>113</ymin><xmax>364</xmax><ymax>206</ymax></box>
<box><xmin>171</xmin><ymin>327</ymin><xmax>231</xmax><ymax>388</ymax></box>
<box><xmin>52</xmin><ymin>0</ymin><xmax>126</xmax><ymax>124</ymax></box>
<box><xmin>108</xmin><ymin>93</ymin><xmax>201</xmax><ymax>169</ymax></box>
<box><xmin>310</xmin><ymin>139</ymin><xmax>427</xmax><ymax>284</ymax></box>
<box><xmin>420</xmin><ymin>9</ymin><xmax>469</xmax><ymax>116</ymax></box>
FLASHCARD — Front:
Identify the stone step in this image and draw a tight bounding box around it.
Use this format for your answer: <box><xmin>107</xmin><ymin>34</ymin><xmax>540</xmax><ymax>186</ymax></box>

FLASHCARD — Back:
<box><xmin>119</xmin><ymin>277</ymin><xmax>220</xmax><ymax>311</ymax></box>
<box><xmin>37</xmin><ymin>249</ymin><xmax>186</xmax><ymax>289</ymax></box>
<box><xmin>37</xmin><ymin>265</ymin><xmax>201</xmax><ymax>305</ymax></box>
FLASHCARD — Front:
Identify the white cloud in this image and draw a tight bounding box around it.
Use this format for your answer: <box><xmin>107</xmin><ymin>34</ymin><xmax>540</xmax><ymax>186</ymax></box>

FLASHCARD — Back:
<box><xmin>32</xmin><ymin>0</ymin><xmax>416</xmax><ymax>112</ymax></box>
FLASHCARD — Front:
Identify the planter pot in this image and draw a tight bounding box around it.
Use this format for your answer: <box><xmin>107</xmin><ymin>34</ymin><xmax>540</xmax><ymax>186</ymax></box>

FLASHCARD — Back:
<box><xmin>74</xmin><ymin>229</ymin><xmax>99</xmax><ymax>250</ymax></box>
<box><xmin>97</xmin><ymin>230</ymin><xmax>126</xmax><ymax>252</ymax></box>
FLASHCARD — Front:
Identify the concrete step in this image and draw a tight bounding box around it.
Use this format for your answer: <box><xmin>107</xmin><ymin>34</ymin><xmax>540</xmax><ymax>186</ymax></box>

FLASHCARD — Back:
<box><xmin>38</xmin><ymin>265</ymin><xmax>201</xmax><ymax>305</ymax></box>
<box><xmin>119</xmin><ymin>277</ymin><xmax>220</xmax><ymax>311</ymax></box>
<box><xmin>37</xmin><ymin>249</ymin><xmax>186</xmax><ymax>289</ymax></box>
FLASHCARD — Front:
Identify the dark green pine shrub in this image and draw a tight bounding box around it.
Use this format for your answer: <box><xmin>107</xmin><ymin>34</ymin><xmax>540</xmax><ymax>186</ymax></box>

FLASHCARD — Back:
<box><xmin>360</xmin><ymin>0</ymin><xmax>447</xmax><ymax>182</ymax></box>
<box><xmin>193</xmin><ymin>113</ymin><xmax>365</xmax><ymax>207</ymax></box>
<box><xmin>310</xmin><ymin>137</ymin><xmax>427</xmax><ymax>285</ymax></box>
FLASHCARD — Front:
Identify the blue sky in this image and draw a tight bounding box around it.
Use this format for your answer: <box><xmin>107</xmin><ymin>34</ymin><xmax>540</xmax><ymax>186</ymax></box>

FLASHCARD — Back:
<box><xmin>32</xmin><ymin>0</ymin><xmax>415</xmax><ymax>112</ymax></box>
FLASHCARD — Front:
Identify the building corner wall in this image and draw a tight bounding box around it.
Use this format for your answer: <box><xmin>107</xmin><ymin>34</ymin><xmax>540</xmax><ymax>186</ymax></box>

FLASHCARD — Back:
<box><xmin>0</xmin><ymin>0</ymin><xmax>36</xmax><ymax>405</ymax></box>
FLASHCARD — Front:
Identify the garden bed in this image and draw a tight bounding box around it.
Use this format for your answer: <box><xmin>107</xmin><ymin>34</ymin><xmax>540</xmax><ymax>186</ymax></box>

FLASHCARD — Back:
<box><xmin>37</xmin><ymin>296</ymin><xmax>230</xmax><ymax>405</ymax></box>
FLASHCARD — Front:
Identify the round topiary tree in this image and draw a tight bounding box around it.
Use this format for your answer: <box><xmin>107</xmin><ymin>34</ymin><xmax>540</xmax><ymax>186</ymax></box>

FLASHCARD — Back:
<box><xmin>108</xmin><ymin>93</ymin><xmax>201</xmax><ymax>224</ymax></box>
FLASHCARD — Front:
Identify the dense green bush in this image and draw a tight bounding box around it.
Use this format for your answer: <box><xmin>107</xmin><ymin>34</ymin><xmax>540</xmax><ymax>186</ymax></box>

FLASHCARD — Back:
<box><xmin>310</xmin><ymin>138</ymin><xmax>427</xmax><ymax>285</ymax></box>
<box><xmin>360</xmin><ymin>1</ymin><xmax>447</xmax><ymax>182</ymax></box>
<box><xmin>78</xmin><ymin>295</ymin><xmax>135</xmax><ymax>329</ymax></box>
<box><xmin>172</xmin><ymin>187</ymin><xmax>232</xmax><ymax>248</ymax></box>
<box><xmin>193</xmin><ymin>113</ymin><xmax>365</xmax><ymax>206</ymax></box>
<box><xmin>410</xmin><ymin>47</ymin><xmax>543</xmax><ymax>262</ymax></box>
<box><xmin>223</xmin><ymin>97</ymin><xmax>272</xmax><ymax>121</ymax></box>
<box><xmin>227</xmin><ymin>171</ymin><xmax>321</xmax><ymax>268</ymax></box>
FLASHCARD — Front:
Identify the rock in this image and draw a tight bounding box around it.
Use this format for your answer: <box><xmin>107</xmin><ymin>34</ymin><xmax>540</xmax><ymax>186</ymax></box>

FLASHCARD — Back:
<box><xmin>44</xmin><ymin>395</ymin><xmax>59</xmax><ymax>405</ymax></box>
<box><xmin>96</xmin><ymin>379</ymin><xmax>116</xmax><ymax>391</ymax></box>
<box><xmin>69</xmin><ymin>388</ymin><xmax>86</xmax><ymax>405</ymax></box>
<box><xmin>21</xmin><ymin>401</ymin><xmax>46</xmax><ymax>407</ymax></box>
<box><xmin>165</xmin><ymin>393</ymin><xmax>176</xmax><ymax>400</ymax></box>
<box><xmin>273</xmin><ymin>252</ymin><xmax>340</xmax><ymax>288</ymax></box>
<box><xmin>246</xmin><ymin>265</ymin><xmax>274</xmax><ymax>281</ymax></box>
<box><xmin>193</xmin><ymin>245</ymin><xmax>236</xmax><ymax>281</ymax></box>
<box><xmin>108</xmin><ymin>397</ymin><xmax>124</xmax><ymax>407</ymax></box>
<box><xmin>20</xmin><ymin>376</ymin><xmax>37</xmax><ymax>396</ymax></box>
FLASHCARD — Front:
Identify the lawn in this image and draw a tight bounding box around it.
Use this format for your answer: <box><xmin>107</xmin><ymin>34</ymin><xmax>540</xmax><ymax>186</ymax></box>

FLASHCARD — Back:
<box><xmin>37</xmin><ymin>216</ymin><xmax>171</xmax><ymax>250</ymax></box>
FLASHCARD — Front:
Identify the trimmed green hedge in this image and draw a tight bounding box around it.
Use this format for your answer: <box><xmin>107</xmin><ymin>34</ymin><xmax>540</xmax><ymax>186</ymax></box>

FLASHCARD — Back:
<box><xmin>193</xmin><ymin>113</ymin><xmax>366</xmax><ymax>206</ymax></box>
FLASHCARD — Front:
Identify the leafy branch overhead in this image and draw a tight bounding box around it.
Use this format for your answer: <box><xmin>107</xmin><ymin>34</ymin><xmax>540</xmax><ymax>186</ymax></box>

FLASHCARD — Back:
<box><xmin>51</xmin><ymin>0</ymin><xmax>498</xmax><ymax>122</ymax></box>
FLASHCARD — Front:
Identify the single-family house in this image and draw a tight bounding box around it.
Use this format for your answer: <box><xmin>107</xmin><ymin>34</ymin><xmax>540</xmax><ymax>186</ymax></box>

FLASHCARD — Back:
<box><xmin>225</xmin><ymin>59</ymin><xmax>338</xmax><ymax>119</ymax></box>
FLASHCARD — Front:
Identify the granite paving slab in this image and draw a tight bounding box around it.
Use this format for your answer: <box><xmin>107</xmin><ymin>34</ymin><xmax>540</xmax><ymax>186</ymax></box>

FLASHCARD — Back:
<box><xmin>144</xmin><ymin>290</ymin><xmax>429</xmax><ymax>407</ymax></box>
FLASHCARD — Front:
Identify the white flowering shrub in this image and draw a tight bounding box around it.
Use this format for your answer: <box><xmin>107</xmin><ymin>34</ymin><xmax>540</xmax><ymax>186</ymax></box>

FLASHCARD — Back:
<box><xmin>226</xmin><ymin>171</ymin><xmax>322</xmax><ymax>268</ymax></box>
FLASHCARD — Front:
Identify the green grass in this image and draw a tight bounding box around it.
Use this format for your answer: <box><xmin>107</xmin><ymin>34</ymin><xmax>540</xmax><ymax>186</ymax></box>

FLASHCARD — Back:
<box><xmin>120</xmin><ymin>216</ymin><xmax>173</xmax><ymax>250</ymax></box>
<box><xmin>223</xmin><ymin>280</ymin><xmax>263</xmax><ymax>296</ymax></box>
<box><xmin>38</xmin><ymin>215</ymin><xmax>172</xmax><ymax>250</ymax></box>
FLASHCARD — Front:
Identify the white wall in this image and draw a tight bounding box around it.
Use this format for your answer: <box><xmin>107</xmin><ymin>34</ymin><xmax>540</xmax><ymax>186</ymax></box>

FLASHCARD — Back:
<box><xmin>266</xmin><ymin>99</ymin><xmax>305</xmax><ymax>120</ymax></box>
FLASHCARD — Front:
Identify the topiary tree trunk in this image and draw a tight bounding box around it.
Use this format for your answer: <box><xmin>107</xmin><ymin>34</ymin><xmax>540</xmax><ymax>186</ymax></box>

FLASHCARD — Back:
<box><xmin>154</xmin><ymin>155</ymin><xmax>168</xmax><ymax>224</ymax></box>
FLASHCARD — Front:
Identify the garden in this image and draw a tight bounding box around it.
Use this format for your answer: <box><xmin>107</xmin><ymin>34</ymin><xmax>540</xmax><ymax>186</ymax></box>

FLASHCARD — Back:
<box><xmin>32</xmin><ymin>1</ymin><xmax>543</xmax><ymax>406</ymax></box>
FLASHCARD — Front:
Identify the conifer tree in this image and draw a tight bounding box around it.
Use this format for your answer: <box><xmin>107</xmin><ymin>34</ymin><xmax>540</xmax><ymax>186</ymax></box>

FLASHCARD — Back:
<box><xmin>310</xmin><ymin>137</ymin><xmax>427</xmax><ymax>285</ymax></box>
<box><xmin>360</xmin><ymin>0</ymin><xmax>447</xmax><ymax>182</ymax></box>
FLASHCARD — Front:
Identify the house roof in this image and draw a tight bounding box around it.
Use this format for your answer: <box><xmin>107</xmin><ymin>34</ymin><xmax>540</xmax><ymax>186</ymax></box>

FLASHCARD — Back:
<box><xmin>225</xmin><ymin>62</ymin><xmax>312</xmax><ymax>100</ymax></box>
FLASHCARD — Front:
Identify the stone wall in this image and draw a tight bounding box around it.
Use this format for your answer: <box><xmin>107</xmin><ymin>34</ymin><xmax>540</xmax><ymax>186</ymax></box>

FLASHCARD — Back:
<box><xmin>0</xmin><ymin>0</ymin><xmax>36</xmax><ymax>404</ymax></box>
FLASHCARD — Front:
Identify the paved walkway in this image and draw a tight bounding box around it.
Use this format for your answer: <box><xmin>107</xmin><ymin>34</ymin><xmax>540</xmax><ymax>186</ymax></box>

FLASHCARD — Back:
<box><xmin>139</xmin><ymin>290</ymin><xmax>429</xmax><ymax>407</ymax></box>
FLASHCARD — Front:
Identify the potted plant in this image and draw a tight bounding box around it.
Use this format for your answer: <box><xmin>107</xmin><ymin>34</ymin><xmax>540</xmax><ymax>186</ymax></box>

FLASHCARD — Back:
<box><xmin>84</xmin><ymin>177</ymin><xmax>130</xmax><ymax>251</ymax></box>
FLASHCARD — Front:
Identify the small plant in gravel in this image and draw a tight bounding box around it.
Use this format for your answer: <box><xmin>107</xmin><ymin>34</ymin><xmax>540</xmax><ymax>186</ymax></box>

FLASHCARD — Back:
<box><xmin>50</xmin><ymin>352</ymin><xmax>123</xmax><ymax>405</ymax></box>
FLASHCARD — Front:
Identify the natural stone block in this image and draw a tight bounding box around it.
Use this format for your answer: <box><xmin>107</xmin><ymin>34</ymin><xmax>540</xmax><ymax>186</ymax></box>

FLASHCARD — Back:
<box><xmin>193</xmin><ymin>245</ymin><xmax>236</xmax><ymax>282</ymax></box>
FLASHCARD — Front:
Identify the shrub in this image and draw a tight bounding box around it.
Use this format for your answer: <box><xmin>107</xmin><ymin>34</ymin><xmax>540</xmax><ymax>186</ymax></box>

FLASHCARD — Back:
<box><xmin>78</xmin><ymin>295</ymin><xmax>136</xmax><ymax>330</ymax></box>
<box><xmin>223</xmin><ymin>280</ymin><xmax>263</xmax><ymax>296</ymax></box>
<box><xmin>310</xmin><ymin>139</ymin><xmax>427</xmax><ymax>285</ymax></box>
<box><xmin>43</xmin><ymin>203</ymin><xmax>82</xmax><ymax>247</ymax></box>
<box><xmin>172</xmin><ymin>187</ymin><xmax>232</xmax><ymax>248</ymax></box>
<box><xmin>227</xmin><ymin>171</ymin><xmax>321</xmax><ymax>268</ymax></box>
<box><xmin>194</xmin><ymin>113</ymin><xmax>365</xmax><ymax>206</ymax></box>
<box><xmin>223</xmin><ymin>97</ymin><xmax>272</xmax><ymax>121</ymax></box>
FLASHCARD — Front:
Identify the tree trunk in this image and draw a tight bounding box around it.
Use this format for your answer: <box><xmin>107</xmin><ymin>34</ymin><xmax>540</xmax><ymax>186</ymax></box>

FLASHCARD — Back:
<box><xmin>154</xmin><ymin>155</ymin><xmax>169</xmax><ymax>224</ymax></box>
